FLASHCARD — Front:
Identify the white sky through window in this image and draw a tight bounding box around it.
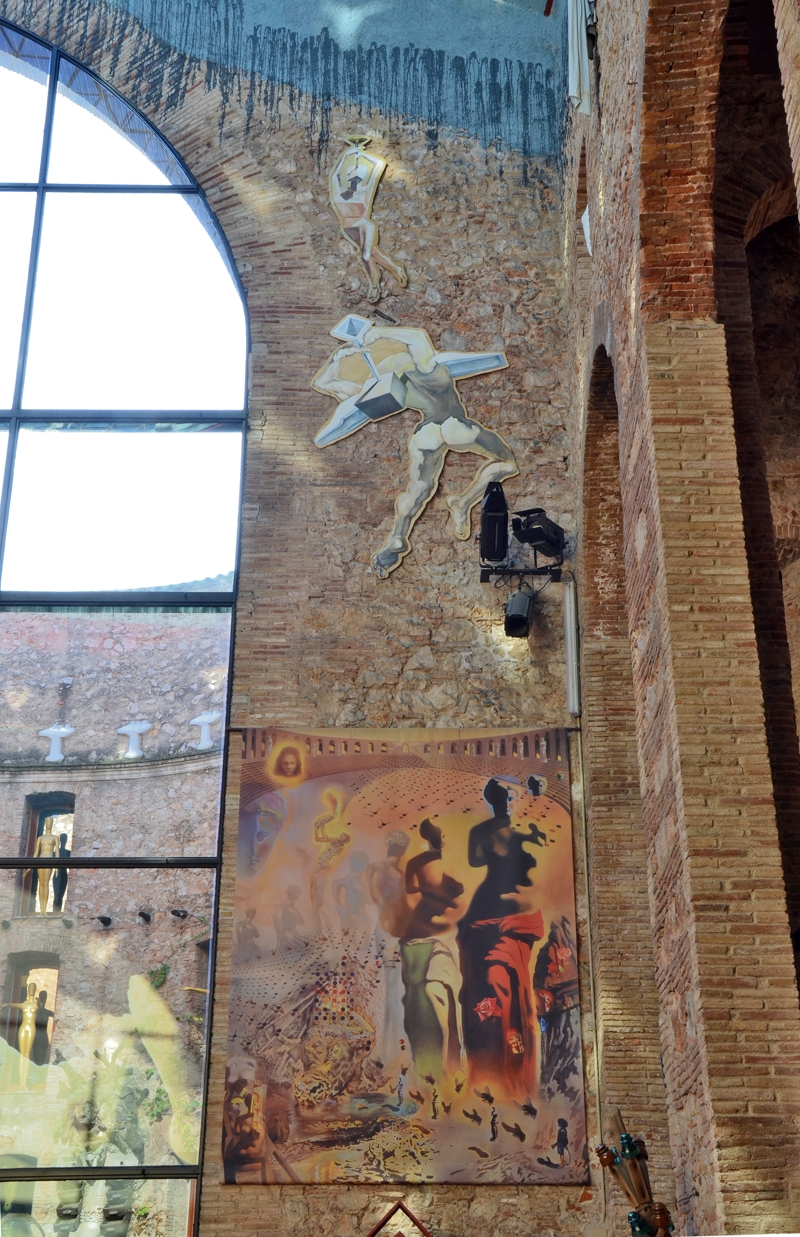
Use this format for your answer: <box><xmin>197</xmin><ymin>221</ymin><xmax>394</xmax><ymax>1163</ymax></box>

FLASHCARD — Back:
<box><xmin>0</xmin><ymin>192</ymin><xmax>35</xmax><ymax>407</ymax></box>
<box><xmin>48</xmin><ymin>85</ymin><xmax>173</xmax><ymax>184</ymax></box>
<box><xmin>0</xmin><ymin>59</ymin><xmax>47</xmax><ymax>181</ymax></box>
<box><xmin>0</xmin><ymin>36</ymin><xmax>247</xmax><ymax>594</ymax></box>
<box><xmin>2</xmin><ymin>429</ymin><xmax>243</xmax><ymax>590</ymax></box>
<box><xmin>23</xmin><ymin>193</ymin><xmax>247</xmax><ymax>411</ymax></box>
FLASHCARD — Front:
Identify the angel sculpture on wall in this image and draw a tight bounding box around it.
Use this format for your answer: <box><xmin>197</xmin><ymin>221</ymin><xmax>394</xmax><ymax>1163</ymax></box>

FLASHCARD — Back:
<box><xmin>312</xmin><ymin>315</ymin><xmax>518</xmax><ymax>577</ymax></box>
<box><xmin>329</xmin><ymin>135</ymin><xmax>407</xmax><ymax>303</ymax></box>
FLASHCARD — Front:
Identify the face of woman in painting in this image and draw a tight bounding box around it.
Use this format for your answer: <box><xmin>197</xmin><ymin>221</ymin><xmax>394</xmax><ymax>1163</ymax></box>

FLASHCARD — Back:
<box><xmin>276</xmin><ymin>748</ymin><xmax>300</xmax><ymax>778</ymax></box>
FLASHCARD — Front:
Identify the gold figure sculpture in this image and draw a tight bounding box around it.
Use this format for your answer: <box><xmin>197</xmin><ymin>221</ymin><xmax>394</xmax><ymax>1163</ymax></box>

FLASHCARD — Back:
<box><xmin>1</xmin><ymin>981</ymin><xmax>39</xmax><ymax>1087</ymax></box>
<box><xmin>329</xmin><ymin>136</ymin><xmax>407</xmax><ymax>304</ymax></box>
<box><xmin>24</xmin><ymin>817</ymin><xmax>59</xmax><ymax>913</ymax></box>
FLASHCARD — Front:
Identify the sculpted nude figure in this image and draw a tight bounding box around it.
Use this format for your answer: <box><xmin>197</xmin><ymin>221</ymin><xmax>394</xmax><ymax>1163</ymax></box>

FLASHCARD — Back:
<box><xmin>329</xmin><ymin>136</ymin><xmax>407</xmax><ymax>303</ymax></box>
<box><xmin>2</xmin><ymin>981</ymin><xmax>40</xmax><ymax>1087</ymax></box>
<box><xmin>25</xmin><ymin>816</ymin><xmax>59</xmax><ymax>913</ymax></box>
<box><xmin>313</xmin><ymin>323</ymin><xmax>518</xmax><ymax>577</ymax></box>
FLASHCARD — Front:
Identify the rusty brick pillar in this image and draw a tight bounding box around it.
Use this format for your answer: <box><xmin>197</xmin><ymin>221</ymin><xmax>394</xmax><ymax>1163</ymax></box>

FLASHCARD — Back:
<box><xmin>579</xmin><ymin>345</ymin><xmax>672</xmax><ymax>1229</ymax></box>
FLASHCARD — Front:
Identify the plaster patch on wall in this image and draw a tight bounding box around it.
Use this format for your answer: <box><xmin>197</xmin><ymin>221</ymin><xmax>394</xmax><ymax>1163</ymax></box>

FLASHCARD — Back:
<box><xmin>2</xmin><ymin>0</ymin><xmax>567</xmax><ymax>159</ymax></box>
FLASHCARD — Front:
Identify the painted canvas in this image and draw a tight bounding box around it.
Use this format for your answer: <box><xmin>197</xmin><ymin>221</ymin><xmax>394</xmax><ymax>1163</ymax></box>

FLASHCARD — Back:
<box><xmin>224</xmin><ymin>728</ymin><xmax>587</xmax><ymax>1185</ymax></box>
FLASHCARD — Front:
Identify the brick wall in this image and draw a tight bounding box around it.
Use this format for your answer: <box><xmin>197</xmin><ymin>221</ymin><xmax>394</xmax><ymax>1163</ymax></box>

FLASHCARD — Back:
<box><xmin>565</xmin><ymin>0</ymin><xmax>800</xmax><ymax>1224</ymax></box>
<box><xmin>4</xmin><ymin>0</ymin><xmax>800</xmax><ymax>1228</ymax></box>
<box><xmin>578</xmin><ymin>346</ymin><xmax>672</xmax><ymax>1232</ymax></box>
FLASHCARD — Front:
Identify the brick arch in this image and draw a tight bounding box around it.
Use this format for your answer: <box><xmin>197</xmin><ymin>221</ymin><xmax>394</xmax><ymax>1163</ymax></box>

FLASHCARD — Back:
<box><xmin>775</xmin><ymin>523</ymin><xmax>800</xmax><ymax>570</ymax></box>
<box><xmin>715</xmin><ymin>151</ymin><xmax>795</xmax><ymax>245</ymax></box>
<box><xmin>710</xmin><ymin>0</ymin><xmax>800</xmax><ymax>947</ymax></box>
<box><xmin>744</xmin><ymin>174</ymin><xmax>799</xmax><ymax>245</ymax></box>
<box><xmin>639</xmin><ymin>0</ymin><xmax>731</xmax><ymax>318</ymax></box>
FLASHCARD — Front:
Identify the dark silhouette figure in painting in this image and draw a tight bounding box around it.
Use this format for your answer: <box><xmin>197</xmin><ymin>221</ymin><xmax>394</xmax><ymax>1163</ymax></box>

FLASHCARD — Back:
<box><xmin>537</xmin><ymin>1118</ymin><xmax>571</xmax><ymax>1169</ymax></box>
<box><xmin>533</xmin><ymin>917</ymin><xmax>581</xmax><ymax>1099</ymax></box>
<box><xmin>399</xmin><ymin>818</ymin><xmax>464</xmax><ymax>1077</ymax></box>
<box><xmin>457</xmin><ymin>778</ymin><xmax>546</xmax><ymax>1094</ymax></box>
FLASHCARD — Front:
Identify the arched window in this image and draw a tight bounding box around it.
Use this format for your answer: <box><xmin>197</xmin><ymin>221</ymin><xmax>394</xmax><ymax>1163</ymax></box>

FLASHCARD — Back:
<box><xmin>0</xmin><ymin>20</ymin><xmax>246</xmax><ymax>1235</ymax></box>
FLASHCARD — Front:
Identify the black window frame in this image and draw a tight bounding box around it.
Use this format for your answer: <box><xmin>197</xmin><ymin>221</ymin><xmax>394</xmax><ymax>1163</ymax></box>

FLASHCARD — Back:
<box><xmin>0</xmin><ymin>19</ymin><xmax>248</xmax><ymax>1235</ymax></box>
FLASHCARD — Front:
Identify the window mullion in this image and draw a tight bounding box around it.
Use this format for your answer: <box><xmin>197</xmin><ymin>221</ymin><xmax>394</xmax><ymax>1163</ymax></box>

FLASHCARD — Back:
<box><xmin>11</xmin><ymin>47</ymin><xmax>59</xmax><ymax>412</ymax></box>
<box><xmin>0</xmin><ymin>415</ymin><xmax>18</xmax><ymax>581</ymax></box>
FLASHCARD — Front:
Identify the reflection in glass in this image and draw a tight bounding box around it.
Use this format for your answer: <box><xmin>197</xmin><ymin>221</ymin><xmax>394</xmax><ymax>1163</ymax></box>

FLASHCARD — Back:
<box><xmin>22</xmin><ymin>192</ymin><xmax>246</xmax><ymax>411</ymax></box>
<box><xmin>21</xmin><ymin>805</ymin><xmax>74</xmax><ymax>915</ymax></box>
<box><xmin>0</xmin><ymin>423</ymin><xmax>8</xmax><ymax>477</ymax></box>
<box><xmin>0</xmin><ymin>26</ymin><xmax>49</xmax><ymax>183</ymax></box>
<box><xmin>0</xmin><ymin>1174</ymin><xmax>195</xmax><ymax>1237</ymax></box>
<box><xmin>2</xmin><ymin>429</ymin><xmax>242</xmax><ymax>590</ymax></box>
<box><xmin>0</xmin><ymin>867</ymin><xmax>212</xmax><ymax>1165</ymax></box>
<box><xmin>0</xmin><ymin>607</ymin><xmax>231</xmax><ymax>856</ymax></box>
<box><xmin>0</xmin><ymin>194</ymin><xmax>36</xmax><ymax>407</ymax></box>
<box><xmin>49</xmin><ymin>62</ymin><xmax>191</xmax><ymax>186</ymax></box>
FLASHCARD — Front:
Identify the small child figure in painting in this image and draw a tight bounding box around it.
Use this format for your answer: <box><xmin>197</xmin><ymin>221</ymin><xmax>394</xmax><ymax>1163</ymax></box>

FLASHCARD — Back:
<box><xmin>553</xmin><ymin>1118</ymin><xmax>571</xmax><ymax>1166</ymax></box>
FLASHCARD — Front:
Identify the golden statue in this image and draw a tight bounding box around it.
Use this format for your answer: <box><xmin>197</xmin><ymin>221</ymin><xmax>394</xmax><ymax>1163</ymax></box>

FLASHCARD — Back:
<box><xmin>1</xmin><ymin>981</ymin><xmax>39</xmax><ymax>1087</ymax></box>
<box><xmin>25</xmin><ymin>817</ymin><xmax>59</xmax><ymax>913</ymax></box>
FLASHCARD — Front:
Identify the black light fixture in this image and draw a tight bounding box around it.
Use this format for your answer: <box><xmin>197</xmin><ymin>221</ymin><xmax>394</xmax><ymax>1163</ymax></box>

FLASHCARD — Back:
<box><xmin>480</xmin><ymin>481</ymin><xmax>509</xmax><ymax>563</ymax></box>
<box><xmin>138</xmin><ymin>910</ymin><xmax>152</xmax><ymax>923</ymax></box>
<box><xmin>478</xmin><ymin>482</ymin><xmax>567</xmax><ymax>637</ymax></box>
<box><xmin>97</xmin><ymin>915</ymin><xmax>112</xmax><ymax>927</ymax></box>
<box><xmin>504</xmin><ymin>587</ymin><xmax>536</xmax><ymax>638</ymax></box>
<box><xmin>511</xmin><ymin>507</ymin><xmax>565</xmax><ymax>560</ymax></box>
<box><xmin>171</xmin><ymin>908</ymin><xmax>189</xmax><ymax>920</ymax></box>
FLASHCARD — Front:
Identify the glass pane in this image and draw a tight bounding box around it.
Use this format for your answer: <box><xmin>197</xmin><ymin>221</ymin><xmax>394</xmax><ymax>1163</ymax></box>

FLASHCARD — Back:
<box><xmin>2</xmin><ymin>427</ymin><xmax>242</xmax><ymax>590</ymax></box>
<box><xmin>0</xmin><ymin>423</ymin><xmax>9</xmax><ymax>477</ymax></box>
<box><xmin>0</xmin><ymin>193</ymin><xmax>36</xmax><ymax>407</ymax></box>
<box><xmin>0</xmin><ymin>606</ymin><xmax>230</xmax><ymax>856</ymax></box>
<box><xmin>0</xmin><ymin>25</ymin><xmax>49</xmax><ymax>183</ymax></box>
<box><xmin>0</xmin><ymin>866</ymin><xmax>212</xmax><ymax>1165</ymax></box>
<box><xmin>0</xmin><ymin>1177</ymin><xmax>194</xmax><ymax>1237</ymax></box>
<box><xmin>48</xmin><ymin>61</ymin><xmax>191</xmax><ymax>186</ymax></box>
<box><xmin>22</xmin><ymin>193</ymin><xmax>246</xmax><ymax>411</ymax></box>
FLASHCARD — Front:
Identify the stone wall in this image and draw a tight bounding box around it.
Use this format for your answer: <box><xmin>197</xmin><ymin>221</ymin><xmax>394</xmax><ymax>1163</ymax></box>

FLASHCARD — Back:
<box><xmin>0</xmin><ymin>610</ymin><xmax>231</xmax><ymax>765</ymax></box>
<box><xmin>2</xmin><ymin>0</ymin><xmax>800</xmax><ymax>1230</ymax></box>
<box><xmin>0</xmin><ymin>1</ymin><xmax>597</xmax><ymax>1233</ymax></box>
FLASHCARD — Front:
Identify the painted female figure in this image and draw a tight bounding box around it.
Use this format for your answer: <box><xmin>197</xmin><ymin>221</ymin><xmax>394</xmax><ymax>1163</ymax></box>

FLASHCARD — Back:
<box><xmin>457</xmin><ymin>779</ymin><xmax>546</xmax><ymax>1094</ymax></box>
<box><xmin>399</xmin><ymin>818</ymin><xmax>464</xmax><ymax>1078</ymax></box>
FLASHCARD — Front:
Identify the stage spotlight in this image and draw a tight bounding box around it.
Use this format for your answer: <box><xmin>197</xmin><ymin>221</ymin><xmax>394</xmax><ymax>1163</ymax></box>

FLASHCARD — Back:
<box><xmin>480</xmin><ymin>481</ymin><xmax>509</xmax><ymax>562</ymax></box>
<box><xmin>511</xmin><ymin>507</ymin><xmax>565</xmax><ymax>560</ymax></box>
<box><xmin>504</xmin><ymin>587</ymin><xmax>535</xmax><ymax>638</ymax></box>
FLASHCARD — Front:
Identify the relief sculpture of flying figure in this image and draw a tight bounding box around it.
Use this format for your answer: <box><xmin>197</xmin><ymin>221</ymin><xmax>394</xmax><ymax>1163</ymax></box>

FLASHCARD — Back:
<box><xmin>313</xmin><ymin>315</ymin><xmax>518</xmax><ymax>577</ymax></box>
<box><xmin>329</xmin><ymin>135</ymin><xmax>407</xmax><ymax>303</ymax></box>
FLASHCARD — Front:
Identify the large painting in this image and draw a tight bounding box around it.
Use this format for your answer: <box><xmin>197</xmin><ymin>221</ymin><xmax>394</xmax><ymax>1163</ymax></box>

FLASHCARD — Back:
<box><xmin>224</xmin><ymin>728</ymin><xmax>587</xmax><ymax>1185</ymax></box>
